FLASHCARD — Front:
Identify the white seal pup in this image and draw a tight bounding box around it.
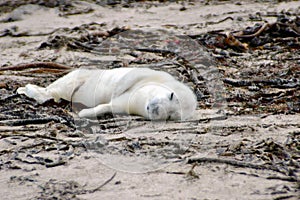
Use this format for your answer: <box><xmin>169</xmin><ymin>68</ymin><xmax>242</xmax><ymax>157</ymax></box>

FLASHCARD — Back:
<box><xmin>17</xmin><ymin>68</ymin><xmax>197</xmax><ymax>120</ymax></box>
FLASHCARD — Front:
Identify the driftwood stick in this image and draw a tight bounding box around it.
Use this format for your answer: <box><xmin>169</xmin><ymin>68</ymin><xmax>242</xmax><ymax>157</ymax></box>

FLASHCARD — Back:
<box><xmin>0</xmin><ymin>62</ymin><xmax>73</xmax><ymax>71</ymax></box>
<box><xmin>81</xmin><ymin>172</ymin><xmax>117</xmax><ymax>194</ymax></box>
<box><xmin>233</xmin><ymin>23</ymin><xmax>271</xmax><ymax>38</ymax></box>
<box><xmin>188</xmin><ymin>157</ymin><xmax>286</xmax><ymax>174</ymax></box>
<box><xmin>0</xmin><ymin>125</ymin><xmax>41</xmax><ymax>132</ymax></box>
<box><xmin>223</xmin><ymin>78</ymin><xmax>252</xmax><ymax>86</ymax></box>
<box><xmin>0</xmin><ymin>133</ymin><xmax>67</xmax><ymax>143</ymax></box>
<box><xmin>14</xmin><ymin>156</ymin><xmax>45</xmax><ymax>165</ymax></box>
<box><xmin>223</xmin><ymin>78</ymin><xmax>300</xmax><ymax>88</ymax></box>
<box><xmin>266</xmin><ymin>176</ymin><xmax>298</xmax><ymax>183</ymax></box>
<box><xmin>135</xmin><ymin>48</ymin><xmax>175</xmax><ymax>54</ymax></box>
<box><xmin>206</xmin><ymin>16</ymin><xmax>234</xmax><ymax>25</ymax></box>
<box><xmin>0</xmin><ymin>94</ymin><xmax>20</xmax><ymax>102</ymax></box>
<box><xmin>0</xmin><ymin>117</ymin><xmax>62</xmax><ymax>126</ymax></box>
<box><xmin>19</xmin><ymin>68</ymin><xmax>69</xmax><ymax>74</ymax></box>
<box><xmin>45</xmin><ymin>159</ymin><xmax>66</xmax><ymax>168</ymax></box>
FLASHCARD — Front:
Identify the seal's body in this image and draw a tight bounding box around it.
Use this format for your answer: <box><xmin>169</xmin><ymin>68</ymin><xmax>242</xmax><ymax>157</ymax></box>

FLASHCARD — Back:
<box><xmin>17</xmin><ymin>68</ymin><xmax>197</xmax><ymax>120</ymax></box>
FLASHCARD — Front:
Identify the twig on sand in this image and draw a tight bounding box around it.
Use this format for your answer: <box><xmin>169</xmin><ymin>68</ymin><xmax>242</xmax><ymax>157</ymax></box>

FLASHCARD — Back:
<box><xmin>266</xmin><ymin>175</ymin><xmax>298</xmax><ymax>183</ymax></box>
<box><xmin>223</xmin><ymin>78</ymin><xmax>300</xmax><ymax>89</ymax></box>
<box><xmin>0</xmin><ymin>125</ymin><xmax>41</xmax><ymax>132</ymax></box>
<box><xmin>233</xmin><ymin>23</ymin><xmax>271</xmax><ymax>38</ymax></box>
<box><xmin>0</xmin><ymin>117</ymin><xmax>63</xmax><ymax>126</ymax></box>
<box><xmin>0</xmin><ymin>94</ymin><xmax>20</xmax><ymax>102</ymax></box>
<box><xmin>45</xmin><ymin>159</ymin><xmax>66</xmax><ymax>168</ymax></box>
<box><xmin>81</xmin><ymin>172</ymin><xmax>117</xmax><ymax>194</ymax></box>
<box><xmin>0</xmin><ymin>133</ymin><xmax>68</xmax><ymax>143</ymax></box>
<box><xmin>187</xmin><ymin>157</ymin><xmax>287</xmax><ymax>175</ymax></box>
<box><xmin>206</xmin><ymin>16</ymin><xmax>234</xmax><ymax>25</ymax></box>
<box><xmin>0</xmin><ymin>62</ymin><xmax>72</xmax><ymax>71</ymax></box>
<box><xmin>233</xmin><ymin>21</ymin><xmax>300</xmax><ymax>39</ymax></box>
<box><xmin>273</xmin><ymin>195</ymin><xmax>297</xmax><ymax>200</ymax></box>
<box><xmin>135</xmin><ymin>48</ymin><xmax>175</xmax><ymax>55</ymax></box>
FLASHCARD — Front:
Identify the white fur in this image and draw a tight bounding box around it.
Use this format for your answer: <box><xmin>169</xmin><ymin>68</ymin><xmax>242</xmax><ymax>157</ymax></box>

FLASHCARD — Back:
<box><xmin>17</xmin><ymin>68</ymin><xmax>197</xmax><ymax>120</ymax></box>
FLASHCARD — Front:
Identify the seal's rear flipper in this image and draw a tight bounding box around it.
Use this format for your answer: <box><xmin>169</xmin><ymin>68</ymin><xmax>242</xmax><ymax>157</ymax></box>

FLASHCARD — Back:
<box><xmin>17</xmin><ymin>84</ymin><xmax>53</xmax><ymax>104</ymax></box>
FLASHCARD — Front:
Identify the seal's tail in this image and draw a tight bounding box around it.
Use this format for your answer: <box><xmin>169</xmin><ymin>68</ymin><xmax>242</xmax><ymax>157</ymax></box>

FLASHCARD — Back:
<box><xmin>17</xmin><ymin>84</ymin><xmax>53</xmax><ymax>104</ymax></box>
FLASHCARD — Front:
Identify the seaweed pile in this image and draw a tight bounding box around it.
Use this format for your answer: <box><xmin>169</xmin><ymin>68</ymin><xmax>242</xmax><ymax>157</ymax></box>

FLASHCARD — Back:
<box><xmin>191</xmin><ymin>13</ymin><xmax>300</xmax><ymax>115</ymax></box>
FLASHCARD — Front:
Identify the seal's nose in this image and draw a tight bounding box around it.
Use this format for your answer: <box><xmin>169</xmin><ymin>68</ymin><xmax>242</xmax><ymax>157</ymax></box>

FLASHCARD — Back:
<box><xmin>152</xmin><ymin>106</ymin><xmax>159</xmax><ymax>116</ymax></box>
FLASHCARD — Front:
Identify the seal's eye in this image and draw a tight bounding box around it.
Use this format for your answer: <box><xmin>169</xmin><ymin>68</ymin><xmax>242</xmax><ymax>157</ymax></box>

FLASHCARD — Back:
<box><xmin>167</xmin><ymin>115</ymin><xmax>171</xmax><ymax>120</ymax></box>
<box><xmin>147</xmin><ymin>105</ymin><xmax>149</xmax><ymax>110</ymax></box>
<box><xmin>169</xmin><ymin>92</ymin><xmax>174</xmax><ymax>101</ymax></box>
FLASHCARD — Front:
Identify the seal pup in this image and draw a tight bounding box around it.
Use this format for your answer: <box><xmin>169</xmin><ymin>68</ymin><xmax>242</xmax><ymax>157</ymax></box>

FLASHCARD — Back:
<box><xmin>17</xmin><ymin>68</ymin><xmax>197</xmax><ymax>120</ymax></box>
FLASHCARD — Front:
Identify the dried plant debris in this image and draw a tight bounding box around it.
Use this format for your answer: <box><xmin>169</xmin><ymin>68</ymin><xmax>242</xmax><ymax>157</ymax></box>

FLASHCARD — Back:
<box><xmin>35</xmin><ymin>172</ymin><xmax>116</xmax><ymax>199</ymax></box>
<box><xmin>38</xmin><ymin>25</ymin><xmax>129</xmax><ymax>51</ymax></box>
<box><xmin>192</xmin><ymin>15</ymin><xmax>300</xmax><ymax>51</ymax></box>
<box><xmin>190</xmin><ymin>13</ymin><xmax>300</xmax><ymax>115</ymax></box>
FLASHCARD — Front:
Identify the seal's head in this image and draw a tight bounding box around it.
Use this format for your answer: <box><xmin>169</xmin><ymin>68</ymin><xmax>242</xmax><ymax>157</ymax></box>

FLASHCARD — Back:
<box><xmin>146</xmin><ymin>92</ymin><xmax>181</xmax><ymax>120</ymax></box>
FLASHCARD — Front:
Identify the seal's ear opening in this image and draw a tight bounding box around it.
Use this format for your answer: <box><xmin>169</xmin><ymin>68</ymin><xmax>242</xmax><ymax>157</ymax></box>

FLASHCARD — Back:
<box><xmin>169</xmin><ymin>92</ymin><xmax>174</xmax><ymax>101</ymax></box>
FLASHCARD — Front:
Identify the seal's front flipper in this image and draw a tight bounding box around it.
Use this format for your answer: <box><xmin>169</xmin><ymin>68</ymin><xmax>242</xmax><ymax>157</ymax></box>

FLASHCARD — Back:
<box><xmin>17</xmin><ymin>84</ymin><xmax>53</xmax><ymax>104</ymax></box>
<box><xmin>78</xmin><ymin>104</ymin><xmax>112</xmax><ymax>119</ymax></box>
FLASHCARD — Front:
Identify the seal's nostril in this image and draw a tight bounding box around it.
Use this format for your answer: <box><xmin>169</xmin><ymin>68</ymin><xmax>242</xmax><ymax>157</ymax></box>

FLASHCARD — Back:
<box><xmin>152</xmin><ymin>106</ymin><xmax>159</xmax><ymax>115</ymax></box>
